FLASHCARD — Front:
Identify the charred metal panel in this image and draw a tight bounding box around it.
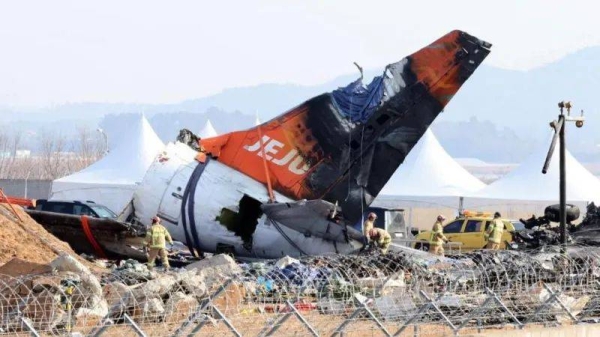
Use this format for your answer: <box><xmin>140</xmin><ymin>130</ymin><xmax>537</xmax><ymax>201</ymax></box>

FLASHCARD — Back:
<box><xmin>303</xmin><ymin>31</ymin><xmax>491</xmax><ymax>221</ymax></box>
<box><xmin>261</xmin><ymin>199</ymin><xmax>363</xmax><ymax>243</ymax></box>
<box><xmin>25</xmin><ymin>209</ymin><xmax>144</xmax><ymax>258</ymax></box>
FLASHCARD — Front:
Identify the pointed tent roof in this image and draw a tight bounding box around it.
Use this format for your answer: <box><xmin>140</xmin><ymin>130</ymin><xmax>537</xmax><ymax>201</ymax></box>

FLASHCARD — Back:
<box><xmin>380</xmin><ymin>129</ymin><xmax>486</xmax><ymax>197</ymax></box>
<box><xmin>50</xmin><ymin>115</ymin><xmax>164</xmax><ymax>212</ymax></box>
<box><xmin>198</xmin><ymin>119</ymin><xmax>218</xmax><ymax>138</ymax></box>
<box><xmin>471</xmin><ymin>137</ymin><xmax>600</xmax><ymax>203</ymax></box>
<box><xmin>53</xmin><ymin>115</ymin><xmax>164</xmax><ymax>186</ymax></box>
<box><xmin>255</xmin><ymin>114</ymin><xmax>261</xmax><ymax>126</ymax></box>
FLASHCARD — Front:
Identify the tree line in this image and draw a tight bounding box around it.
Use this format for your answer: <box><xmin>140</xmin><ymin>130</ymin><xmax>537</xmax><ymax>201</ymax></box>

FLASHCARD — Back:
<box><xmin>0</xmin><ymin>127</ymin><xmax>105</xmax><ymax>180</ymax></box>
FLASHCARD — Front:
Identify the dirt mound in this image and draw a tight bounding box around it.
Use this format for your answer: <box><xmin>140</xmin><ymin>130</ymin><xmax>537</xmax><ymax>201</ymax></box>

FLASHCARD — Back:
<box><xmin>0</xmin><ymin>258</ymin><xmax>52</xmax><ymax>277</ymax></box>
<box><xmin>0</xmin><ymin>203</ymin><xmax>96</xmax><ymax>269</ymax></box>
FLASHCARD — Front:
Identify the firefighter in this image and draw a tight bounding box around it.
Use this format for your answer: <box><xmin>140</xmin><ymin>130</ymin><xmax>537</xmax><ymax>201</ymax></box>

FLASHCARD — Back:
<box><xmin>485</xmin><ymin>212</ymin><xmax>504</xmax><ymax>250</ymax></box>
<box><xmin>363</xmin><ymin>212</ymin><xmax>377</xmax><ymax>243</ymax></box>
<box><xmin>144</xmin><ymin>216</ymin><xmax>174</xmax><ymax>271</ymax></box>
<box><xmin>430</xmin><ymin>215</ymin><xmax>449</xmax><ymax>256</ymax></box>
<box><xmin>368</xmin><ymin>227</ymin><xmax>392</xmax><ymax>254</ymax></box>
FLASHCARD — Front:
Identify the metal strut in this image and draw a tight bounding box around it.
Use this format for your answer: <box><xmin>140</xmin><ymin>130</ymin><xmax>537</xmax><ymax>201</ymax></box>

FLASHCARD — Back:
<box><xmin>256</xmin><ymin>120</ymin><xmax>276</xmax><ymax>203</ymax></box>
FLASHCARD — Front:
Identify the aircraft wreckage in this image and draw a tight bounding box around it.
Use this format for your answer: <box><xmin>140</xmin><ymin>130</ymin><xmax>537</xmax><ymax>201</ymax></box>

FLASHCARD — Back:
<box><xmin>26</xmin><ymin>30</ymin><xmax>494</xmax><ymax>259</ymax></box>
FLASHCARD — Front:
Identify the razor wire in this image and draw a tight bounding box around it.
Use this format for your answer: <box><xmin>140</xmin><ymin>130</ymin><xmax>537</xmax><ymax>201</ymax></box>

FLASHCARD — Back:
<box><xmin>2</xmin><ymin>246</ymin><xmax>600</xmax><ymax>336</ymax></box>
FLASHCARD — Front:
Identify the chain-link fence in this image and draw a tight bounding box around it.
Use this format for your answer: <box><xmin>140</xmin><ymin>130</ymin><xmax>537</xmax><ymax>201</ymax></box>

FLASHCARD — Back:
<box><xmin>2</xmin><ymin>247</ymin><xmax>600</xmax><ymax>336</ymax></box>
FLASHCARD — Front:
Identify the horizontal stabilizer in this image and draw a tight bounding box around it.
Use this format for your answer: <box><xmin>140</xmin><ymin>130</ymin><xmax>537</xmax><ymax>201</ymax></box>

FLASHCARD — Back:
<box><xmin>261</xmin><ymin>200</ymin><xmax>364</xmax><ymax>243</ymax></box>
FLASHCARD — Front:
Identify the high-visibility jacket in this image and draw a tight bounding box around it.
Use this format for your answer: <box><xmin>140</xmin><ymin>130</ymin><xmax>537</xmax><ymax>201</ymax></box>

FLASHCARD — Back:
<box><xmin>363</xmin><ymin>219</ymin><xmax>375</xmax><ymax>242</ymax></box>
<box><xmin>145</xmin><ymin>224</ymin><xmax>173</xmax><ymax>249</ymax></box>
<box><xmin>373</xmin><ymin>228</ymin><xmax>391</xmax><ymax>247</ymax></box>
<box><xmin>486</xmin><ymin>219</ymin><xmax>504</xmax><ymax>244</ymax></box>
<box><xmin>430</xmin><ymin>221</ymin><xmax>447</xmax><ymax>246</ymax></box>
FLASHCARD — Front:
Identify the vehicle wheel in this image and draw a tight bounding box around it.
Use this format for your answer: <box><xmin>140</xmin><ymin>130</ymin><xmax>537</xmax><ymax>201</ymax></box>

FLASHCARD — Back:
<box><xmin>414</xmin><ymin>242</ymin><xmax>429</xmax><ymax>252</ymax></box>
<box><xmin>544</xmin><ymin>204</ymin><xmax>580</xmax><ymax>222</ymax></box>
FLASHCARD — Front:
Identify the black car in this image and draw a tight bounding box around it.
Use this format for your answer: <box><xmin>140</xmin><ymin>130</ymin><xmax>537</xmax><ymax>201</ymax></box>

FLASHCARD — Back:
<box><xmin>32</xmin><ymin>200</ymin><xmax>118</xmax><ymax>219</ymax></box>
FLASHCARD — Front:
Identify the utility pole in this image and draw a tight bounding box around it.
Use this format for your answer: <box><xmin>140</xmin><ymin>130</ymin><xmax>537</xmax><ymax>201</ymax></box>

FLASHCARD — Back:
<box><xmin>97</xmin><ymin>128</ymin><xmax>109</xmax><ymax>155</ymax></box>
<box><xmin>24</xmin><ymin>169</ymin><xmax>31</xmax><ymax>199</ymax></box>
<box><xmin>541</xmin><ymin>101</ymin><xmax>585</xmax><ymax>253</ymax></box>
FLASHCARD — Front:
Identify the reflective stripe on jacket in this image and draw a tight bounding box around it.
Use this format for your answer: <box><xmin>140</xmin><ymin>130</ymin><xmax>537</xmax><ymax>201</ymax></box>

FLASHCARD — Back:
<box><xmin>486</xmin><ymin>219</ymin><xmax>504</xmax><ymax>244</ymax></box>
<box><xmin>363</xmin><ymin>219</ymin><xmax>374</xmax><ymax>242</ymax></box>
<box><xmin>430</xmin><ymin>221</ymin><xmax>446</xmax><ymax>246</ymax></box>
<box><xmin>374</xmin><ymin>228</ymin><xmax>391</xmax><ymax>245</ymax></box>
<box><xmin>371</xmin><ymin>228</ymin><xmax>391</xmax><ymax>252</ymax></box>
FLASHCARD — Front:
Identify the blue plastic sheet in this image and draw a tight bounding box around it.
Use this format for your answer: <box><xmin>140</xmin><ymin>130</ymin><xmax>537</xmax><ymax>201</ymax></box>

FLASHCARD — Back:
<box><xmin>257</xmin><ymin>276</ymin><xmax>274</xmax><ymax>292</ymax></box>
<box><xmin>331</xmin><ymin>75</ymin><xmax>385</xmax><ymax>123</ymax></box>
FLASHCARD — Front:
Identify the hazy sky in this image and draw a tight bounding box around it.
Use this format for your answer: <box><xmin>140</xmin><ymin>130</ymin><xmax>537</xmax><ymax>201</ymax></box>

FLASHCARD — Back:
<box><xmin>1</xmin><ymin>0</ymin><xmax>598</xmax><ymax>107</ymax></box>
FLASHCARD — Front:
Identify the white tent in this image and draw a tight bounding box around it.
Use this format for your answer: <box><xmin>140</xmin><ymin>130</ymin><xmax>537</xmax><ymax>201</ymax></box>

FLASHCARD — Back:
<box><xmin>380</xmin><ymin>129</ymin><xmax>486</xmax><ymax>197</ymax></box>
<box><xmin>198</xmin><ymin>120</ymin><xmax>218</xmax><ymax>138</ymax></box>
<box><xmin>50</xmin><ymin>115</ymin><xmax>165</xmax><ymax>213</ymax></box>
<box><xmin>471</xmin><ymin>139</ymin><xmax>600</xmax><ymax>203</ymax></box>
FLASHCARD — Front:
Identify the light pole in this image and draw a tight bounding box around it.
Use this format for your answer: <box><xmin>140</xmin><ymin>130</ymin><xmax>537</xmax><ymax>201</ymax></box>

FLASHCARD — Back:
<box><xmin>97</xmin><ymin>128</ymin><xmax>109</xmax><ymax>155</ymax></box>
<box><xmin>24</xmin><ymin>169</ymin><xmax>31</xmax><ymax>199</ymax></box>
<box><xmin>541</xmin><ymin>101</ymin><xmax>585</xmax><ymax>253</ymax></box>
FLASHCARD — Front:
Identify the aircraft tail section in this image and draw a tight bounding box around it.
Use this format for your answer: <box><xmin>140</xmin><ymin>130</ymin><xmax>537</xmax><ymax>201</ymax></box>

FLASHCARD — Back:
<box><xmin>202</xmin><ymin>30</ymin><xmax>491</xmax><ymax>223</ymax></box>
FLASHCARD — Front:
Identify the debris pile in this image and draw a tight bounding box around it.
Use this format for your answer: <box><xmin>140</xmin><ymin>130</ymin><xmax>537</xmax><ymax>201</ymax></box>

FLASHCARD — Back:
<box><xmin>510</xmin><ymin>223</ymin><xmax>570</xmax><ymax>250</ymax></box>
<box><xmin>234</xmin><ymin>249</ymin><xmax>599</xmax><ymax>325</ymax></box>
<box><xmin>0</xmin><ymin>255</ymin><xmax>229</xmax><ymax>334</ymax></box>
<box><xmin>102</xmin><ymin>259</ymin><xmax>155</xmax><ymax>285</ymax></box>
<box><xmin>515</xmin><ymin>203</ymin><xmax>600</xmax><ymax>248</ymax></box>
<box><xmin>513</xmin><ymin>204</ymin><xmax>579</xmax><ymax>250</ymax></box>
<box><xmin>572</xmin><ymin>202</ymin><xmax>600</xmax><ymax>245</ymax></box>
<box><xmin>0</xmin><ymin>253</ymin><xmax>107</xmax><ymax>332</ymax></box>
<box><xmin>2</xmin><ymin>249</ymin><xmax>600</xmax><ymax>335</ymax></box>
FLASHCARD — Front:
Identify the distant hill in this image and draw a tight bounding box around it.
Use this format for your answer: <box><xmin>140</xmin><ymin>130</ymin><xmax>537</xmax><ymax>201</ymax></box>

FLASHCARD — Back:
<box><xmin>435</xmin><ymin>47</ymin><xmax>600</xmax><ymax>150</ymax></box>
<box><xmin>430</xmin><ymin>117</ymin><xmax>543</xmax><ymax>163</ymax></box>
<box><xmin>3</xmin><ymin>47</ymin><xmax>600</xmax><ymax>162</ymax></box>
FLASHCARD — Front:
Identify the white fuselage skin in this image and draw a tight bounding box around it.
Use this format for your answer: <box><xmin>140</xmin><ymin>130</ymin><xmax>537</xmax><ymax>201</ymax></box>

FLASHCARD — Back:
<box><xmin>133</xmin><ymin>142</ymin><xmax>362</xmax><ymax>259</ymax></box>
